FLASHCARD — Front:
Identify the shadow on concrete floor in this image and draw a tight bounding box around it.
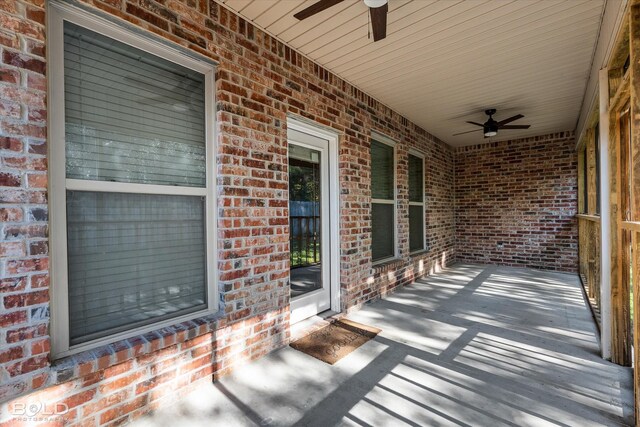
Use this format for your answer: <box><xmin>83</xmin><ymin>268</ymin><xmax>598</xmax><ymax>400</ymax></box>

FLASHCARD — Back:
<box><xmin>134</xmin><ymin>264</ymin><xmax>634</xmax><ymax>427</ymax></box>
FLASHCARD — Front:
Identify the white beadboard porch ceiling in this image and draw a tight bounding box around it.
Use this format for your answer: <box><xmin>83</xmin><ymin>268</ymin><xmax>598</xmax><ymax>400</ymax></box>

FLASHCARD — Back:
<box><xmin>219</xmin><ymin>0</ymin><xmax>605</xmax><ymax>147</ymax></box>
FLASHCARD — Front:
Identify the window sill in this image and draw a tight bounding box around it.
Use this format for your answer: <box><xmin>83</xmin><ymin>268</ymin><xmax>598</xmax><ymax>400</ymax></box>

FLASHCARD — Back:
<box><xmin>409</xmin><ymin>248</ymin><xmax>430</xmax><ymax>258</ymax></box>
<box><xmin>371</xmin><ymin>258</ymin><xmax>403</xmax><ymax>274</ymax></box>
<box><xmin>50</xmin><ymin>311</ymin><xmax>222</xmax><ymax>386</ymax></box>
<box><xmin>576</xmin><ymin>214</ymin><xmax>600</xmax><ymax>222</ymax></box>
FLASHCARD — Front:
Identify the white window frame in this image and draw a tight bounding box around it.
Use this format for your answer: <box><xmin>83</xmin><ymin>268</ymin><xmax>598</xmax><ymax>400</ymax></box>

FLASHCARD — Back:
<box><xmin>48</xmin><ymin>3</ymin><xmax>217</xmax><ymax>358</ymax></box>
<box><xmin>408</xmin><ymin>150</ymin><xmax>427</xmax><ymax>254</ymax></box>
<box><xmin>370</xmin><ymin>131</ymin><xmax>398</xmax><ymax>265</ymax></box>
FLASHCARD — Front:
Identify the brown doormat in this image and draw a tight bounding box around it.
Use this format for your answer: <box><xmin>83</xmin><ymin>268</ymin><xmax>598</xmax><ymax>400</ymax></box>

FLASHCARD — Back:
<box><xmin>290</xmin><ymin>319</ymin><xmax>381</xmax><ymax>365</ymax></box>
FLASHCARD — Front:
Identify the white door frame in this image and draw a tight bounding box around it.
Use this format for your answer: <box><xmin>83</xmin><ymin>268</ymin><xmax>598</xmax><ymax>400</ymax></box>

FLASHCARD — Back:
<box><xmin>287</xmin><ymin>118</ymin><xmax>340</xmax><ymax>323</ymax></box>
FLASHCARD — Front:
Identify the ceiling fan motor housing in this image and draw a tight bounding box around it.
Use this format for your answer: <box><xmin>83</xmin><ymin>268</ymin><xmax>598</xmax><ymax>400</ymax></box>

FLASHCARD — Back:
<box><xmin>484</xmin><ymin>118</ymin><xmax>498</xmax><ymax>131</ymax></box>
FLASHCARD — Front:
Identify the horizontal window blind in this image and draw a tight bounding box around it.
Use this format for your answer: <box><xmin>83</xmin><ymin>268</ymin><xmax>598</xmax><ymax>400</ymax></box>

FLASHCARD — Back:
<box><xmin>409</xmin><ymin>205</ymin><xmax>425</xmax><ymax>253</ymax></box>
<box><xmin>371</xmin><ymin>139</ymin><xmax>396</xmax><ymax>261</ymax></box>
<box><xmin>64</xmin><ymin>22</ymin><xmax>206</xmax><ymax>187</ymax></box>
<box><xmin>372</xmin><ymin>198</ymin><xmax>394</xmax><ymax>262</ymax></box>
<box><xmin>408</xmin><ymin>154</ymin><xmax>424</xmax><ymax>203</ymax></box>
<box><xmin>409</xmin><ymin>154</ymin><xmax>425</xmax><ymax>252</ymax></box>
<box><xmin>371</xmin><ymin>140</ymin><xmax>394</xmax><ymax>200</ymax></box>
<box><xmin>67</xmin><ymin>191</ymin><xmax>207</xmax><ymax>345</ymax></box>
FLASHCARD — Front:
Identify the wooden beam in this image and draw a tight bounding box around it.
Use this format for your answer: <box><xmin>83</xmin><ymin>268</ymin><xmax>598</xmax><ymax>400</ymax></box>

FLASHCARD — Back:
<box><xmin>622</xmin><ymin>221</ymin><xmax>640</xmax><ymax>231</ymax></box>
<box><xmin>629</xmin><ymin>1</ymin><xmax>640</xmax><ymax>421</ymax></box>
<box><xmin>609</xmin><ymin>104</ymin><xmax>630</xmax><ymax>366</ymax></box>
<box><xmin>610</xmin><ymin>70</ymin><xmax>630</xmax><ymax>113</ymax></box>
<box><xmin>631</xmin><ymin>1</ymin><xmax>640</xmax><ymax>223</ymax></box>
<box><xmin>576</xmin><ymin>214</ymin><xmax>601</xmax><ymax>222</ymax></box>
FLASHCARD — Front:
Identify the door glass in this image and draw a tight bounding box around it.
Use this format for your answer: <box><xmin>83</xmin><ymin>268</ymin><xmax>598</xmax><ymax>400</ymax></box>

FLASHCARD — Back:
<box><xmin>289</xmin><ymin>144</ymin><xmax>322</xmax><ymax>298</ymax></box>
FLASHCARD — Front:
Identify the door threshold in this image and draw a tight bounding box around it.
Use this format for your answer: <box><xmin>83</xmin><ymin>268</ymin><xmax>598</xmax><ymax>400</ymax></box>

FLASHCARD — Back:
<box><xmin>290</xmin><ymin>310</ymin><xmax>341</xmax><ymax>342</ymax></box>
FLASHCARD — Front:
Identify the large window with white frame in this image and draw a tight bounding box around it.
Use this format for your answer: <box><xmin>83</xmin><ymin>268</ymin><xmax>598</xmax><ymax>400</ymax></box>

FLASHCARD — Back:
<box><xmin>370</xmin><ymin>135</ymin><xmax>397</xmax><ymax>263</ymax></box>
<box><xmin>408</xmin><ymin>152</ymin><xmax>426</xmax><ymax>253</ymax></box>
<box><xmin>49</xmin><ymin>4</ymin><xmax>216</xmax><ymax>357</ymax></box>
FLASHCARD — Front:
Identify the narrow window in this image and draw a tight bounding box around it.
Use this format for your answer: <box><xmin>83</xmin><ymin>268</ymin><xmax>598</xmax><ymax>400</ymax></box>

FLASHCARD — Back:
<box><xmin>408</xmin><ymin>153</ymin><xmax>426</xmax><ymax>253</ymax></box>
<box><xmin>370</xmin><ymin>138</ymin><xmax>396</xmax><ymax>262</ymax></box>
<box><xmin>49</xmin><ymin>6</ymin><xmax>216</xmax><ymax>356</ymax></box>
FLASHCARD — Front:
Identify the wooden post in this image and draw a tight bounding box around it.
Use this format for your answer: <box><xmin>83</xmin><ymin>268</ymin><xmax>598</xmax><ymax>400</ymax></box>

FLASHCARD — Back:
<box><xmin>631</xmin><ymin>1</ymin><xmax>640</xmax><ymax>222</ymax></box>
<box><xmin>586</xmin><ymin>129</ymin><xmax>599</xmax><ymax>300</ymax></box>
<box><xmin>629</xmin><ymin>1</ymin><xmax>640</xmax><ymax>420</ymax></box>
<box><xmin>609</xmin><ymin>104</ymin><xmax>629</xmax><ymax>365</ymax></box>
<box><xmin>578</xmin><ymin>145</ymin><xmax>586</xmax><ymax>214</ymax></box>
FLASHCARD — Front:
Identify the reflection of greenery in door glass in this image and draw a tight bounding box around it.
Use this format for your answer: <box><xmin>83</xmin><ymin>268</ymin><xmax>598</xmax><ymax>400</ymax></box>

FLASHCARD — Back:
<box><xmin>289</xmin><ymin>159</ymin><xmax>319</xmax><ymax>202</ymax></box>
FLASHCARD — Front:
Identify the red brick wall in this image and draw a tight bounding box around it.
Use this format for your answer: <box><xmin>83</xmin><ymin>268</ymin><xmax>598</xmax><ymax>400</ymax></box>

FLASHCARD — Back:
<box><xmin>454</xmin><ymin>132</ymin><xmax>578</xmax><ymax>272</ymax></box>
<box><xmin>0</xmin><ymin>0</ymin><xmax>455</xmax><ymax>424</ymax></box>
<box><xmin>0</xmin><ymin>0</ymin><xmax>49</xmax><ymax>404</ymax></box>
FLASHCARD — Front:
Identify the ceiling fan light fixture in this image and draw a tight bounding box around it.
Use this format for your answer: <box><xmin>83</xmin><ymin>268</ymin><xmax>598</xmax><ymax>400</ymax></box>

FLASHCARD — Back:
<box><xmin>364</xmin><ymin>0</ymin><xmax>387</xmax><ymax>7</ymax></box>
<box><xmin>483</xmin><ymin>121</ymin><xmax>498</xmax><ymax>137</ymax></box>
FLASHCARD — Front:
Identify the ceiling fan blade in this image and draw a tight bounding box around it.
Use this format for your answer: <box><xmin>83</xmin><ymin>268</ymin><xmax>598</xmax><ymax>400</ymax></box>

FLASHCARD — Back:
<box><xmin>294</xmin><ymin>0</ymin><xmax>344</xmax><ymax>20</ymax></box>
<box><xmin>496</xmin><ymin>114</ymin><xmax>524</xmax><ymax>126</ymax></box>
<box><xmin>452</xmin><ymin>129</ymin><xmax>482</xmax><ymax>136</ymax></box>
<box><xmin>499</xmin><ymin>125</ymin><xmax>531</xmax><ymax>130</ymax></box>
<box><xmin>465</xmin><ymin>121</ymin><xmax>484</xmax><ymax>127</ymax></box>
<box><xmin>370</xmin><ymin>3</ymin><xmax>388</xmax><ymax>42</ymax></box>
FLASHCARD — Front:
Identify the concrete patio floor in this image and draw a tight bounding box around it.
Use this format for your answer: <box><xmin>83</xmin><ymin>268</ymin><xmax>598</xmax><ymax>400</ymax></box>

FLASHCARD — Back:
<box><xmin>134</xmin><ymin>264</ymin><xmax>634</xmax><ymax>426</ymax></box>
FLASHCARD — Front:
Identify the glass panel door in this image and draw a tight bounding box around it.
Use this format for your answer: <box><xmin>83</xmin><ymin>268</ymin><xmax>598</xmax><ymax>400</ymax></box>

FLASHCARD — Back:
<box><xmin>289</xmin><ymin>144</ymin><xmax>322</xmax><ymax>298</ymax></box>
<box><xmin>288</xmin><ymin>128</ymin><xmax>331</xmax><ymax>323</ymax></box>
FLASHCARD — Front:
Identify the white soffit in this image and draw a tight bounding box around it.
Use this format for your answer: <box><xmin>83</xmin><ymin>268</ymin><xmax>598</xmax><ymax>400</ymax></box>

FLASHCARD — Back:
<box><xmin>220</xmin><ymin>0</ymin><xmax>606</xmax><ymax>147</ymax></box>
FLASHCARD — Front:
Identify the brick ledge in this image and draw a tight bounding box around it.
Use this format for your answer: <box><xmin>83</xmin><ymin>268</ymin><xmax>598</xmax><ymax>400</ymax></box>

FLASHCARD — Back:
<box><xmin>371</xmin><ymin>258</ymin><xmax>404</xmax><ymax>274</ymax></box>
<box><xmin>48</xmin><ymin>312</ymin><xmax>223</xmax><ymax>387</ymax></box>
